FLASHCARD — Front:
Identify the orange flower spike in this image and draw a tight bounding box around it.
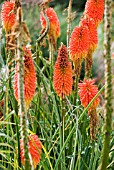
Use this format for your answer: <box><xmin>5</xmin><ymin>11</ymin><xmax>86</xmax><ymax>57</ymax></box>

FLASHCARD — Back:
<box><xmin>69</xmin><ymin>25</ymin><xmax>89</xmax><ymax>63</ymax></box>
<box><xmin>80</xmin><ymin>17</ymin><xmax>98</xmax><ymax>53</ymax></box>
<box><xmin>78</xmin><ymin>79</ymin><xmax>100</xmax><ymax>109</ymax></box>
<box><xmin>40</xmin><ymin>7</ymin><xmax>60</xmax><ymax>49</ymax></box>
<box><xmin>78</xmin><ymin>79</ymin><xmax>100</xmax><ymax>140</ymax></box>
<box><xmin>1</xmin><ymin>1</ymin><xmax>15</xmax><ymax>33</ymax></box>
<box><xmin>53</xmin><ymin>44</ymin><xmax>73</xmax><ymax>99</ymax></box>
<box><xmin>20</xmin><ymin>134</ymin><xmax>42</xmax><ymax>169</ymax></box>
<box><xmin>14</xmin><ymin>47</ymin><xmax>36</xmax><ymax>110</ymax></box>
<box><xmin>84</xmin><ymin>0</ymin><xmax>104</xmax><ymax>27</ymax></box>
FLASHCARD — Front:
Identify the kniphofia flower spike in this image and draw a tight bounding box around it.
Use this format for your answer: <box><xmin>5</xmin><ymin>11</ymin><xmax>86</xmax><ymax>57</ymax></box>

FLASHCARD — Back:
<box><xmin>78</xmin><ymin>79</ymin><xmax>100</xmax><ymax>139</ymax></box>
<box><xmin>80</xmin><ymin>16</ymin><xmax>98</xmax><ymax>78</ymax></box>
<box><xmin>14</xmin><ymin>46</ymin><xmax>36</xmax><ymax>110</ymax></box>
<box><xmin>78</xmin><ymin>79</ymin><xmax>99</xmax><ymax>109</ymax></box>
<box><xmin>40</xmin><ymin>7</ymin><xmax>60</xmax><ymax>50</ymax></box>
<box><xmin>69</xmin><ymin>25</ymin><xmax>89</xmax><ymax>63</ymax></box>
<box><xmin>80</xmin><ymin>16</ymin><xmax>98</xmax><ymax>53</ymax></box>
<box><xmin>53</xmin><ymin>43</ymin><xmax>73</xmax><ymax>99</ymax></box>
<box><xmin>20</xmin><ymin>134</ymin><xmax>42</xmax><ymax>169</ymax></box>
<box><xmin>1</xmin><ymin>1</ymin><xmax>15</xmax><ymax>33</ymax></box>
<box><xmin>84</xmin><ymin>0</ymin><xmax>104</xmax><ymax>27</ymax></box>
<box><xmin>69</xmin><ymin>25</ymin><xmax>89</xmax><ymax>76</ymax></box>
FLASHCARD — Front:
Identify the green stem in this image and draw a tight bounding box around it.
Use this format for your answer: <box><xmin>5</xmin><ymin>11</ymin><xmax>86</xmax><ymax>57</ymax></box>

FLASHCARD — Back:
<box><xmin>36</xmin><ymin>42</ymin><xmax>41</xmax><ymax>85</ymax></box>
<box><xmin>100</xmin><ymin>0</ymin><xmax>113</xmax><ymax>169</ymax></box>
<box><xmin>73</xmin><ymin>75</ymin><xmax>79</xmax><ymax>106</ymax></box>
<box><xmin>67</xmin><ymin>0</ymin><xmax>73</xmax><ymax>49</ymax></box>
<box><xmin>73</xmin><ymin>60</ymin><xmax>82</xmax><ymax>105</ymax></box>
<box><xmin>49</xmin><ymin>42</ymin><xmax>54</xmax><ymax>78</ymax></box>
<box><xmin>69</xmin><ymin>74</ymin><xmax>78</xmax><ymax>165</ymax></box>
<box><xmin>69</xmin><ymin>122</ymin><xmax>78</xmax><ymax>170</ymax></box>
<box><xmin>15</xmin><ymin>114</ymin><xmax>21</xmax><ymax>167</ymax></box>
<box><xmin>62</xmin><ymin>99</ymin><xmax>65</xmax><ymax>170</ymax></box>
<box><xmin>5</xmin><ymin>75</ymin><xmax>9</xmax><ymax>117</ymax></box>
<box><xmin>5</xmin><ymin>63</ymin><xmax>9</xmax><ymax>169</ymax></box>
<box><xmin>69</xmin><ymin>60</ymin><xmax>80</xmax><ymax>165</ymax></box>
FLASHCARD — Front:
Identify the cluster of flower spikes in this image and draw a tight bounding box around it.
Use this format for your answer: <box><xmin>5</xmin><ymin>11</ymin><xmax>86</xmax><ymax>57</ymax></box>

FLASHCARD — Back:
<box><xmin>78</xmin><ymin>79</ymin><xmax>100</xmax><ymax>139</ymax></box>
<box><xmin>1</xmin><ymin>1</ymin><xmax>16</xmax><ymax>33</ymax></box>
<box><xmin>40</xmin><ymin>7</ymin><xmax>60</xmax><ymax>50</ymax></box>
<box><xmin>53</xmin><ymin>44</ymin><xmax>73</xmax><ymax>99</ymax></box>
<box><xmin>14</xmin><ymin>46</ymin><xmax>36</xmax><ymax>110</ymax></box>
<box><xmin>69</xmin><ymin>0</ymin><xmax>104</xmax><ymax>77</ymax></box>
<box><xmin>20</xmin><ymin>134</ymin><xmax>42</xmax><ymax>169</ymax></box>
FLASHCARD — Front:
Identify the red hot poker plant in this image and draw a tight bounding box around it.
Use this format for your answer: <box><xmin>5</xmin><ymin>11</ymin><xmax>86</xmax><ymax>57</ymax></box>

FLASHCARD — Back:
<box><xmin>78</xmin><ymin>79</ymin><xmax>99</xmax><ymax>109</ymax></box>
<box><xmin>1</xmin><ymin>1</ymin><xmax>16</xmax><ymax>33</ymax></box>
<box><xmin>14</xmin><ymin>46</ymin><xmax>36</xmax><ymax>110</ymax></box>
<box><xmin>20</xmin><ymin>134</ymin><xmax>42</xmax><ymax>169</ymax></box>
<box><xmin>40</xmin><ymin>7</ymin><xmax>60</xmax><ymax>50</ymax></box>
<box><xmin>69</xmin><ymin>25</ymin><xmax>89</xmax><ymax>62</ymax></box>
<box><xmin>69</xmin><ymin>25</ymin><xmax>89</xmax><ymax>76</ymax></box>
<box><xmin>84</xmin><ymin>0</ymin><xmax>104</xmax><ymax>27</ymax></box>
<box><xmin>78</xmin><ymin>79</ymin><xmax>100</xmax><ymax>139</ymax></box>
<box><xmin>80</xmin><ymin>16</ymin><xmax>98</xmax><ymax>78</ymax></box>
<box><xmin>53</xmin><ymin>44</ymin><xmax>73</xmax><ymax>99</ymax></box>
<box><xmin>80</xmin><ymin>16</ymin><xmax>98</xmax><ymax>53</ymax></box>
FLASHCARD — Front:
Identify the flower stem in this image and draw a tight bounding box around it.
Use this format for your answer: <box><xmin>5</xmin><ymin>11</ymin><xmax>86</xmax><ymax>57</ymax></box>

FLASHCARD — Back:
<box><xmin>62</xmin><ymin>99</ymin><xmax>65</xmax><ymax>170</ymax></box>
<box><xmin>73</xmin><ymin>75</ymin><xmax>79</xmax><ymax>105</ymax></box>
<box><xmin>67</xmin><ymin>0</ymin><xmax>73</xmax><ymax>49</ymax></box>
<box><xmin>17</xmin><ymin>40</ymin><xmax>31</xmax><ymax>169</ymax></box>
<box><xmin>88</xmin><ymin>109</ymin><xmax>98</xmax><ymax>140</ymax></box>
<box><xmin>73</xmin><ymin>60</ymin><xmax>82</xmax><ymax>105</ymax></box>
<box><xmin>85</xmin><ymin>52</ymin><xmax>92</xmax><ymax>79</ymax></box>
<box><xmin>100</xmin><ymin>0</ymin><xmax>113</xmax><ymax>169</ymax></box>
<box><xmin>37</xmin><ymin>8</ymin><xmax>49</xmax><ymax>43</ymax></box>
<box><xmin>49</xmin><ymin>41</ymin><xmax>54</xmax><ymax>78</ymax></box>
<box><xmin>16</xmin><ymin>5</ymin><xmax>32</xmax><ymax>169</ymax></box>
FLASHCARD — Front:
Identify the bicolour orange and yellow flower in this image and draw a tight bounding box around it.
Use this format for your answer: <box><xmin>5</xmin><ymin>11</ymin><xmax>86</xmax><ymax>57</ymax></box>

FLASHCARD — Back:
<box><xmin>53</xmin><ymin>44</ymin><xmax>73</xmax><ymax>99</ymax></box>
<box><xmin>14</xmin><ymin>46</ymin><xmax>36</xmax><ymax>110</ymax></box>
<box><xmin>78</xmin><ymin>79</ymin><xmax>100</xmax><ymax>110</ymax></box>
<box><xmin>20</xmin><ymin>134</ymin><xmax>42</xmax><ymax>169</ymax></box>
<box><xmin>80</xmin><ymin>16</ymin><xmax>98</xmax><ymax>53</ymax></box>
<box><xmin>1</xmin><ymin>1</ymin><xmax>15</xmax><ymax>33</ymax></box>
<box><xmin>40</xmin><ymin>7</ymin><xmax>60</xmax><ymax>49</ymax></box>
<box><xmin>69</xmin><ymin>25</ymin><xmax>89</xmax><ymax>63</ymax></box>
<box><xmin>84</xmin><ymin>0</ymin><xmax>104</xmax><ymax>27</ymax></box>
